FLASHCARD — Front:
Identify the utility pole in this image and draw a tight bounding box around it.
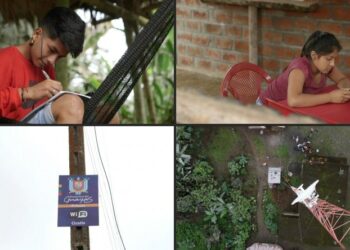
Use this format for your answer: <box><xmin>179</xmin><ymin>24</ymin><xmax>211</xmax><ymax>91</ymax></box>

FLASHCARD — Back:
<box><xmin>69</xmin><ymin>126</ymin><xmax>90</xmax><ymax>250</ymax></box>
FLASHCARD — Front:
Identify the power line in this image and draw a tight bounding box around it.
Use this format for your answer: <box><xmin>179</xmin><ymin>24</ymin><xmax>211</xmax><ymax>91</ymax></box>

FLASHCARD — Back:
<box><xmin>94</xmin><ymin>127</ymin><xmax>127</xmax><ymax>250</ymax></box>
<box><xmin>86</xmin><ymin>132</ymin><xmax>119</xmax><ymax>250</ymax></box>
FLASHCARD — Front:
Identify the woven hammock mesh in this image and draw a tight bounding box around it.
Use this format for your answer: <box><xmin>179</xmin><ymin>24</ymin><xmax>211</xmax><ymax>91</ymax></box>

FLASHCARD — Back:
<box><xmin>83</xmin><ymin>0</ymin><xmax>174</xmax><ymax>124</ymax></box>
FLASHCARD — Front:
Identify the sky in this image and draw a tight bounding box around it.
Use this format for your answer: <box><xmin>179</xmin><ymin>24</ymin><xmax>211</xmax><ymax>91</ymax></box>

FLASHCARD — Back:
<box><xmin>0</xmin><ymin>126</ymin><xmax>174</xmax><ymax>250</ymax></box>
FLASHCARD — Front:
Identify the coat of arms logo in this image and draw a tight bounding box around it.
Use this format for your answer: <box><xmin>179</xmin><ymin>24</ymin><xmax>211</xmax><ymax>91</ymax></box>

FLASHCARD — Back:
<box><xmin>69</xmin><ymin>176</ymin><xmax>89</xmax><ymax>195</ymax></box>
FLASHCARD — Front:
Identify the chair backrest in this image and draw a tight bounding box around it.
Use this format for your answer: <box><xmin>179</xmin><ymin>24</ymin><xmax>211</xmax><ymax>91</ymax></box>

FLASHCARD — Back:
<box><xmin>221</xmin><ymin>62</ymin><xmax>273</xmax><ymax>104</ymax></box>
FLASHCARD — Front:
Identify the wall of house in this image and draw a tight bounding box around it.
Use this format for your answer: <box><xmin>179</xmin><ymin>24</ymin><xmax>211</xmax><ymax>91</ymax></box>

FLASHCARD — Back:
<box><xmin>176</xmin><ymin>0</ymin><xmax>350</xmax><ymax>79</ymax></box>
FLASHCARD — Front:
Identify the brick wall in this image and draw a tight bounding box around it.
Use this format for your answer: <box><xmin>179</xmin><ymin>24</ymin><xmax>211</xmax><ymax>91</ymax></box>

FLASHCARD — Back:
<box><xmin>176</xmin><ymin>0</ymin><xmax>350</xmax><ymax>79</ymax></box>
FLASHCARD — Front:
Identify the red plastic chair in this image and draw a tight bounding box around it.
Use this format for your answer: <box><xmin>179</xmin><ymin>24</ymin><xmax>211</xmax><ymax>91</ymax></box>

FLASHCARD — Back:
<box><xmin>221</xmin><ymin>62</ymin><xmax>273</xmax><ymax>104</ymax></box>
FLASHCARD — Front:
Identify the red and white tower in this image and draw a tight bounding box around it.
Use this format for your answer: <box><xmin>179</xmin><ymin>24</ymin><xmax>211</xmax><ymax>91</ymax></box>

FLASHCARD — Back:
<box><xmin>291</xmin><ymin>180</ymin><xmax>350</xmax><ymax>249</ymax></box>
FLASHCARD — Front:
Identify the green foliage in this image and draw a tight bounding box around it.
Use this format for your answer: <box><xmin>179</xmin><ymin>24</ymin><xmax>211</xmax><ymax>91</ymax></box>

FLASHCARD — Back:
<box><xmin>147</xmin><ymin>27</ymin><xmax>174</xmax><ymax>123</ymax></box>
<box><xmin>192</xmin><ymin>161</ymin><xmax>214</xmax><ymax>184</ymax></box>
<box><xmin>228</xmin><ymin>155</ymin><xmax>248</xmax><ymax>177</ymax></box>
<box><xmin>176</xmin><ymin>221</ymin><xmax>207</xmax><ymax>250</ymax></box>
<box><xmin>206</xmin><ymin>128</ymin><xmax>241</xmax><ymax>165</ymax></box>
<box><xmin>274</xmin><ymin>145</ymin><xmax>289</xmax><ymax>160</ymax></box>
<box><xmin>253</xmin><ymin>136</ymin><xmax>265</xmax><ymax>155</ymax></box>
<box><xmin>263</xmin><ymin>190</ymin><xmax>278</xmax><ymax>235</ymax></box>
<box><xmin>69</xmin><ymin>22</ymin><xmax>174</xmax><ymax>124</ymax></box>
<box><xmin>176</xmin><ymin>147</ymin><xmax>255</xmax><ymax>249</ymax></box>
<box><xmin>289</xmin><ymin>175</ymin><xmax>302</xmax><ymax>187</ymax></box>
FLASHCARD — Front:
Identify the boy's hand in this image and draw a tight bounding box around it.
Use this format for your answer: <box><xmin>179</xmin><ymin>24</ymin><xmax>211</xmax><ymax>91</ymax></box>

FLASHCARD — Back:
<box><xmin>26</xmin><ymin>79</ymin><xmax>63</xmax><ymax>100</ymax></box>
<box><xmin>329</xmin><ymin>88</ymin><xmax>350</xmax><ymax>103</ymax></box>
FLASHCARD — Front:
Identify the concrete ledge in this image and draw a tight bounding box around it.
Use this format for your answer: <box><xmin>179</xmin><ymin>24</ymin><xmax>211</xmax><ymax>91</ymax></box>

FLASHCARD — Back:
<box><xmin>201</xmin><ymin>0</ymin><xmax>319</xmax><ymax>11</ymax></box>
<box><xmin>177</xmin><ymin>88</ymin><xmax>320</xmax><ymax>124</ymax></box>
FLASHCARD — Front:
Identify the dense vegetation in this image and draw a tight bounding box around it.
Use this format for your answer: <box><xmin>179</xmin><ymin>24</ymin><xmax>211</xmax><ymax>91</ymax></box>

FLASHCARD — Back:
<box><xmin>176</xmin><ymin>126</ymin><xmax>256</xmax><ymax>249</ymax></box>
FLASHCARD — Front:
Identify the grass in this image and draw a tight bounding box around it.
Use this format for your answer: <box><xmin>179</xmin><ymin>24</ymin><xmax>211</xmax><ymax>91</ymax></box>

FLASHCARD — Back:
<box><xmin>205</xmin><ymin>127</ymin><xmax>241</xmax><ymax>165</ymax></box>
<box><xmin>263</xmin><ymin>189</ymin><xmax>279</xmax><ymax>235</ymax></box>
<box><xmin>274</xmin><ymin>145</ymin><xmax>289</xmax><ymax>160</ymax></box>
<box><xmin>176</xmin><ymin>220</ymin><xmax>207</xmax><ymax>250</ymax></box>
<box><xmin>253</xmin><ymin>136</ymin><xmax>265</xmax><ymax>155</ymax></box>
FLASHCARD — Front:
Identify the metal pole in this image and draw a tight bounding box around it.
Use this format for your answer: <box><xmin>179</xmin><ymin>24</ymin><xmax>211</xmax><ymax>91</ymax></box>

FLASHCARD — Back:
<box><xmin>69</xmin><ymin>126</ymin><xmax>90</xmax><ymax>250</ymax></box>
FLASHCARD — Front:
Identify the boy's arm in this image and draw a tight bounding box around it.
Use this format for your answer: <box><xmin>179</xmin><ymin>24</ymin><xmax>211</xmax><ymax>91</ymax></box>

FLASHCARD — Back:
<box><xmin>0</xmin><ymin>87</ymin><xmax>22</xmax><ymax>117</ymax></box>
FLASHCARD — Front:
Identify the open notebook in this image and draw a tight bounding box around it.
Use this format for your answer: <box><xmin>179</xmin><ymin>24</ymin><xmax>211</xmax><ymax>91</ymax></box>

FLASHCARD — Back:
<box><xmin>21</xmin><ymin>91</ymin><xmax>91</xmax><ymax>123</ymax></box>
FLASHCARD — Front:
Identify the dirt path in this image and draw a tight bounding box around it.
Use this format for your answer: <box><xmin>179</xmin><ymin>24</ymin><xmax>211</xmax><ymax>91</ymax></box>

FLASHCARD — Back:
<box><xmin>239</xmin><ymin>128</ymin><xmax>278</xmax><ymax>243</ymax></box>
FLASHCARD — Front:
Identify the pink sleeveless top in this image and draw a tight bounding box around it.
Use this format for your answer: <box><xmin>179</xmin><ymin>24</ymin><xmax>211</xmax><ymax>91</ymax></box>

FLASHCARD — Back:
<box><xmin>259</xmin><ymin>57</ymin><xmax>327</xmax><ymax>103</ymax></box>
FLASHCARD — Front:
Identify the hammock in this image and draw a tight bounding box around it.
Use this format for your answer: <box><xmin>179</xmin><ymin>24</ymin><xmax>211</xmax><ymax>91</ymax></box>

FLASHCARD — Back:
<box><xmin>83</xmin><ymin>0</ymin><xmax>174</xmax><ymax>124</ymax></box>
<box><xmin>15</xmin><ymin>0</ymin><xmax>174</xmax><ymax>124</ymax></box>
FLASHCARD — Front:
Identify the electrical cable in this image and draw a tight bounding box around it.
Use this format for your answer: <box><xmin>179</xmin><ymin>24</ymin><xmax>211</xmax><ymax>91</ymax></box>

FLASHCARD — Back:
<box><xmin>93</xmin><ymin>127</ymin><xmax>127</xmax><ymax>250</ymax></box>
<box><xmin>85</xmin><ymin>132</ymin><xmax>119</xmax><ymax>250</ymax></box>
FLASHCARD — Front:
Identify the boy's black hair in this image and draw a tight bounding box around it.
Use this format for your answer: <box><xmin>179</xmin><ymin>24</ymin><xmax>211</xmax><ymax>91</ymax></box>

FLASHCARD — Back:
<box><xmin>40</xmin><ymin>7</ymin><xmax>86</xmax><ymax>58</ymax></box>
<box><xmin>301</xmin><ymin>30</ymin><xmax>342</xmax><ymax>59</ymax></box>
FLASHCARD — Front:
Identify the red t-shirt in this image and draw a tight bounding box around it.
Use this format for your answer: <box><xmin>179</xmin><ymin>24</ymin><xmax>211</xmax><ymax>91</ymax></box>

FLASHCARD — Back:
<box><xmin>259</xmin><ymin>57</ymin><xmax>327</xmax><ymax>104</ymax></box>
<box><xmin>0</xmin><ymin>46</ymin><xmax>55</xmax><ymax>121</ymax></box>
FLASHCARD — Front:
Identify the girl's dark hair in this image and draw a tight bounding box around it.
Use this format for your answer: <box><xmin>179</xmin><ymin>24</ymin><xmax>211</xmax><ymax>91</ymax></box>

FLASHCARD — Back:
<box><xmin>40</xmin><ymin>7</ymin><xmax>86</xmax><ymax>58</ymax></box>
<box><xmin>301</xmin><ymin>30</ymin><xmax>342</xmax><ymax>58</ymax></box>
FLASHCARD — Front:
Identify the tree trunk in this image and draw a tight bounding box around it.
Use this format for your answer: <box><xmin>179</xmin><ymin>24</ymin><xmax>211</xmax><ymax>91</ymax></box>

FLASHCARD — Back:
<box><xmin>123</xmin><ymin>18</ymin><xmax>146</xmax><ymax>123</ymax></box>
<box><xmin>142</xmin><ymin>73</ymin><xmax>157</xmax><ymax>123</ymax></box>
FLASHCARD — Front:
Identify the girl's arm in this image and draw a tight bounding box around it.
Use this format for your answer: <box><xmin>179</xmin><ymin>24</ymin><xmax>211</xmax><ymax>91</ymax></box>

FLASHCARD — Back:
<box><xmin>287</xmin><ymin>69</ymin><xmax>350</xmax><ymax>107</ymax></box>
<box><xmin>328</xmin><ymin>66</ymin><xmax>350</xmax><ymax>88</ymax></box>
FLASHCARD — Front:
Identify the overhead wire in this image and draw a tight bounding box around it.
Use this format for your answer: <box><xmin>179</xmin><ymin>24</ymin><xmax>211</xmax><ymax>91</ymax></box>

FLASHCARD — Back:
<box><xmin>85</xmin><ymin>131</ymin><xmax>120</xmax><ymax>250</ymax></box>
<box><xmin>93</xmin><ymin>127</ymin><xmax>127</xmax><ymax>250</ymax></box>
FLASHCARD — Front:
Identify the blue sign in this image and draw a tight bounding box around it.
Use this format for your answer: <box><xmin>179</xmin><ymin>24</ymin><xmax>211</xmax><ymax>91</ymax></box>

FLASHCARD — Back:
<box><xmin>58</xmin><ymin>175</ymin><xmax>99</xmax><ymax>227</ymax></box>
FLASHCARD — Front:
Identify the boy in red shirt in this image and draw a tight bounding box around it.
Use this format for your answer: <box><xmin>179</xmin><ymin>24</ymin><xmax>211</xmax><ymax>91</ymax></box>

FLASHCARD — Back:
<box><xmin>0</xmin><ymin>7</ymin><xmax>86</xmax><ymax>124</ymax></box>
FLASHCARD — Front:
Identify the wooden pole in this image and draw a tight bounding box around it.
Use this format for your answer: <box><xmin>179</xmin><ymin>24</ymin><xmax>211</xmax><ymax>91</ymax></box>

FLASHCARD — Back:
<box><xmin>248</xmin><ymin>5</ymin><xmax>258</xmax><ymax>64</ymax></box>
<box><xmin>69</xmin><ymin>126</ymin><xmax>90</xmax><ymax>250</ymax></box>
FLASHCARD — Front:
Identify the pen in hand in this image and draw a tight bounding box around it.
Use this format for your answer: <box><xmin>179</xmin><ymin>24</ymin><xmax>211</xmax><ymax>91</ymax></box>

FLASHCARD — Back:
<box><xmin>41</xmin><ymin>69</ymin><xmax>51</xmax><ymax>80</ymax></box>
<box><xmin>41</xmin><ymin>69</ymin><xmax>61</xmax><ymax>97</ymax></box>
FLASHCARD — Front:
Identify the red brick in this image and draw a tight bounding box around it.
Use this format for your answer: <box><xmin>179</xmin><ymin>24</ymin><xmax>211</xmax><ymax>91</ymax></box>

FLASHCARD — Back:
<box><xmin>176</xmin><ymin>20</ymin><xmax>184</xmax><ymax>29</ymax></box>
<box><xmin>240</xmin><ymin>54</ymin><xmax>249</xmax><ymax>62</ymax></box>
<box><xmin>318</xmin><ymin>22</ymin><xmax>343</xmax><ymax>35</ymax></box>
<box><xmin>234</xmin><ymin>15</ymin><xmax>248</xmax><ymax>26</ymax></box>
<box><xmin>177</xmin><ymin>44</ymin><xmax>186</xmax><ymax>54</ymax></box>
<box><xmin>225</xmin><ymin>26</ymin><xmax>242</xmax><ymax>37</ymax></box>
<box><xmin>176</xmin><ymin>7</ymin><xmax>190</xmax><ymax>18</ymax></box>
<box><xmin>216</xmin><ymin>38</ymin><xmax>233</xmax><ymax>50</ymax></box>
<box><xmin>179</xmin><ymin>56</ymin><xmax>193</xmax><ymax>66</ymax></box>
<box><xmin>283</xmin><ymin>33</ymin><xmax>306</xmax><ymax>46</ymax></box>
<box><xmin>198</xmin><ymin>59</ymin><xmax>211</xmax><ymax>70</ymax></box>
<box><xmin>216</xmin><ymin>63</ymin><xmax>231</xmax><ymax>74</ymax></box>
<box><xmin>187</xmin><ymin>46</ymin><xmax>202</xmax><ymax>57</ymax></box>
<box><xmin>343</xmin><ymin>24</ymin><xmax>350</xmax><ymax>37</ymax></box>
<box><xmin>293</xmin><ymin>19</ymin><xmax>317</xmax><ymax>33</ymax></box>
<box><xmin>193</xmin><ymin>35</ymin><xmax>210</xmax><ymax>46</ymax></box>
<box><xmin>339</xmin><ymin>38</ymin><xmax>350</xmax><ymax>51</ymax></box>
<box><xmin>223</xmin><ymin>52</ymin><xmax>236</xmax><ymax>62</ymax></box>
<box><xmin>308</xmin><ymin>7</ymin><xmax>330</xmax><ymax>19</ymax></box>
<box><xmin>259</xmin><ymin>44</ymin><xmax>275</xmax><ymax>57</ymax></box>
<box><xmin>207</xmin><ymin>49</ymin><xmax>222</xmax><ymax>60</ymax></box>
<box><xmin>177</xmin><ymin>33</ymin><xmax>192</xmax><ymax>42</ymax></box>
<box><xmin>214</xmin><ymin>10</ymin><xmax>233</xmax><ymax>23</ymax></box>
<box><xmin>341</xmin><ymin>55</ymin><xmax>350</xmax><ymax>69</ymax></box>
<box><xmin>261</xmin><ymin>58</ymin><xmax>279</xmax><ymax>72</ymax></box>
<box><xmin>275</xmin><ymin>46</ymin><xmax>299</xmax><ymax>60</ymax></box>
<box><xmin>193</xmin><ymin>10</ymin><xmax>208</xmax><ymax>20</ymax></box>
<box><xmin>235</xmin><ymin>41</ymin><xmax>248</xmax><ymax>52</ymax></box>
<box><xmin>205</xmin><ymin>23</ymin><xmax>222</xmax><ymax>35</ymax></box>
<box><xmin>185</xmin><ymin>21</ymin><xmax>200</xmax><ymax>31</ymax></box>
<box><xmin>273</xmin><ymin>17</ymin><xmax>296</xmax><ymax>31</ymax></box>
<box><xmin>328</xmin><ymin>7</ymin><xmax>350</xmax><ymax>21</ymax></box>
<box><xmin>242</xmin><ymin>28</ymin><xmax>249</xmax><ymax>40</ymax></box>
<box><xmin>262</xmin><ymin>30</ymin><xmax>282</xmax><ymax>43</ymax></box>
<box><xmin>260</xmin><ymin>16</ymin><xmax>272</xmax><ymax>26</ymax></box>
<box><xmin>184</xmin><ymin>0</ymin><xmax>201</xmax><ymax>5</ymax></box>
